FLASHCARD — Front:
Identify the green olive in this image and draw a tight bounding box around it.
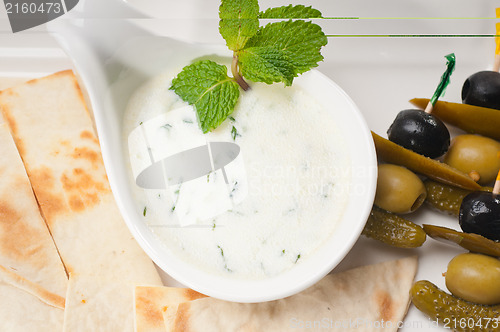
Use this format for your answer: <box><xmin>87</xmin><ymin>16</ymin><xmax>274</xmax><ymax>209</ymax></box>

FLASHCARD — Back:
<box><xmin>445</xmin><ymin>253</ymin><xmax>500</xmax><ymax>305</ymax></box>
<box><xmin>374</xmin><ymin>164</ymin><xmax>427</xmax><ymax>214</ymax></box>
<box><xmin>443</xmin><ymin>135</ymin><xmax>500</xmax><ymax>185</ymax></box>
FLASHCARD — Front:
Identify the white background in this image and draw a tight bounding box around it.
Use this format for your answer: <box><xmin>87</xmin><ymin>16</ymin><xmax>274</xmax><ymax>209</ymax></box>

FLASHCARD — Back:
<box><xmin>1</xmin><ymin>0</ymin><xmax>499</xmax><ymax>330</ymax></box>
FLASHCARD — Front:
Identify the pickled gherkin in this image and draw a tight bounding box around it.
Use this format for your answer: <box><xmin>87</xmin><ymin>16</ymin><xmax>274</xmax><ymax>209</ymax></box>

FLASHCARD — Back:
<box><xmin>362</xmin><ymin>206</ymin><xmax>426</xmax><ymax>248</ymax></box>
<box><xmin>411</xmin><ymin>280</ymin><xmax>500</xmax><ymax>332</ymax></box>
<box><xmin>425</xmin><ymin>180</ymin><xmax>472</xmax><ymax>216</ymax></box>
<box><xmin>424</xmin><ymin>180</ymin><xmax>493</xmax><ymax>216</ymax></box>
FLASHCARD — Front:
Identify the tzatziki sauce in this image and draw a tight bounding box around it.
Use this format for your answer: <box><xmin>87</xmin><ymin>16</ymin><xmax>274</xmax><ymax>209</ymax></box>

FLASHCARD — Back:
<box><xmin>124</xmin><ymin>69</ymin><xmax>351</xmax><ymax>279</ymax></box>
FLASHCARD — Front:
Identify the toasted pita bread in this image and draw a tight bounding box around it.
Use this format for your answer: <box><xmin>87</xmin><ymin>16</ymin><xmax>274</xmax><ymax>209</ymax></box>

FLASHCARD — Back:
<box><xmin>0</xmin><ymin>122</ymin><xmax>68</xmax><ymax>297</ymax></box>
<box><xmin>63</xmin><ymin>273</ymin><xmax>136</xmax><ymax>332</ymax></box>
<box><xmin>0</xmin><ymin>70</ymin><xmax>161</xmax><ymax>285</ymax></box>
<box><xmin>164</xmin><ymin>256</ymin><xmax>418</xmax><ymax>332</ymax></box>
<box><xmin>135</xmin><ymin>286</ymin><xmax>206</xmax><ymax>332</ymax></box>
<box><xmin>0</xmin><ymin>263</ymin><xmax>64</xmax><ymax>331</ymax></box>
<box><xmin>0</xmin><ymin>77</ymin><xmax>27</xmax><ymax>91</ymax></box>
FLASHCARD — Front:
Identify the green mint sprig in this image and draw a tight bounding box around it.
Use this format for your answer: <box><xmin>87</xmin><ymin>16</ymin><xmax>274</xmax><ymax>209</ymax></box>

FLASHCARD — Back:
<box><xmin>170</xmin><ymin>1</ymin><xmax>327</xmax><ymax>133</ymax></box>
<box><xmin>258</xmin><ymin>4</ymin><xmax>322</xmax><ymax>19</ymax></box>
<box><xmin>219</xmin><ymin>0</ymin><xmax>259</xmax><ymax>51</ymax></box>
<box><xmin>170</xmin><ymin>60</ymin><xmax>240</xmax><ymax>133</ymax></box>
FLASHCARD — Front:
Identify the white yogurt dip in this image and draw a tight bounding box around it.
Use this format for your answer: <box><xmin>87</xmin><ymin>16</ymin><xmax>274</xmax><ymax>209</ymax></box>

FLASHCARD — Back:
<box><xmin>124</xmin><ymin>69</ymin><xmax>351</xmax><ymax>279</ymax></box>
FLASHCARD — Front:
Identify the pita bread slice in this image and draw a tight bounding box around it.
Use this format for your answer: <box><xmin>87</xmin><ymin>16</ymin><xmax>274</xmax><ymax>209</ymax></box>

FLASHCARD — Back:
<box><xmin>0</xmin><ymin>121</ymin><xmax>67</xmax><ymax>297</ymax></box>
<box><xmin>135</xmin><ymin>286</ymin><xmax>206</xmax><ymax>332</ymax></box>
<box><xmin>164</xmin><ymin>256</ymin><xmax>418</xmax><ymax>332</ymax></box>
<box><xmin>0</xmin><ymin>77</ymin><xmax>27</xmax><ymax>91</ymax></box>
<box><xmin>0</xmin><ymin>70</ymin><xmax>161</xmax><ymax>286</ymax></box>
<box><xmin>63</xmin><ymin>273</ymin><xmax>135</xmax><ymax>332</ymax></box>
<box><xmin>0</xmin><ymin>263</ymin><xmax>64</xmax><ymax>332</ymax></box>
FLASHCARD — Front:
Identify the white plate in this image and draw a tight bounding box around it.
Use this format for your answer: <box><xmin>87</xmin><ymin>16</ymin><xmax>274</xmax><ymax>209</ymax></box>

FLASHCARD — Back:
<box><xmin>1</xmin><ymin>0</ymin><xmax>498</xmax><ymax>329</ymax></box>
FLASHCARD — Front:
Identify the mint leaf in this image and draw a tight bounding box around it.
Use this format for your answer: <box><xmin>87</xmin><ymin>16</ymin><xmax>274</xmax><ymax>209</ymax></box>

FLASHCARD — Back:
<box><xmin>219</xmin><ymin>0</ymin><xmax>259</xmax><ymax>51</ymax></box>
<box><xmin>238</xmin><ymin>46</ymin><xmax>295</xmax><ymax>86</ymax></box>
<box><xmin>170</xmin><ymin>1</ymin><xmax>329</xmax><ymax>133</ymax></box>
<box><xmin>170</xmin><ymin>60</ymin><xmax>240</xmax><ymax>133</ymax></box>
<box><xmin>259</xmin><ymin>5</ymin><xmax>322</xmax><ymax>19</ymax></box>
<box><xmin>244</xmin><ymin>20</ymin><xmax>327</xmax><ymax>75</ymax></box>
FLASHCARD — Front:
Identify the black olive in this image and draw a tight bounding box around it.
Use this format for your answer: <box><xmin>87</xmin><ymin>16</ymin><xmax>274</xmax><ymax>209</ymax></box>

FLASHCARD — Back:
<box><xmin>387</xmin><ymin>109</ymin><xmax>450</xmax><ymax>159</ymax></box>
<box><xmin>462</xmin><ymin>71</ymin><xmax>500</xmax><ymax>110</ymax></box>
<box><xmin>459</xmin><ymin>191</ymin><xmax>500</xmax><ymax>241</ymax></box>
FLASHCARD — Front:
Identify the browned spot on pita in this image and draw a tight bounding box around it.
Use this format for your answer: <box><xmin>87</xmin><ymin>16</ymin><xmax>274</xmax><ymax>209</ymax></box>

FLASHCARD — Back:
<box><xmin>71</xmin><ymin>147</ymin><xmax>100</xmax><ymax>165</ymax></box>
<box><xmin>375</xmin><ymin>290</ymin><xmax>394</xmax><ymax>322</ymax></box>
<box><xmin>60</xmin><ymin>140</ymin><xmax>70</xmax><ymax>148</ymax></box>
<box><xmin>24</xmin><ymin>71</ymin><xmax>74</xmax><ymax>85</ymax></box>
<box><xmin>63</xmin><ymin>168</ymin><xmax>108</xmax><ymax>192</ymax></box>
<box><xmin>65</xmin><ymin>264</ymin><xmax>75</xmax><ymax>274</ymax></box>
<box><xmin>174</xmin><ymin>302</ymin><xmax>191</xmax><ymax>331</ymax></box>
<box><xmin>33</xmin><ymin>281</ymin><xmax>66</xmax><ymax>309</ymax></box>
<box><xmin>57</xmin><ymin>69</ymin><xmax>73</xmax><ymax>76</ymax></box>
<box><xmin>85</xmin><ymin>192</ymin><xmax>99</xmax><ymax>205</ymax></box>
<box><xmin>80</xmin><ymin>130</ymin><xmax>99</xmax><ymax>145</ymax></box>
<box><xmin>183</xmin><ymin>288</ymin><xmax>206</xmax><ymax>301</ymax></box>
<box><xmin>68</xmin><ymin>195</ymin><xmax>85</xmax><ymax>212</ymax></box>
<box><xmin>25</xmin><ymin>78</ymin><xmax>39</xmax><ymax>85</ymax></box>
<box><xmin>48</xmin><ymin>70</ymin><xmax>73</xmax><ymax>81</ymax></box>
<box><xmin>0</xmin><ymin>89</ymin><xmax>19</xmax><ymax>97</ymax></box>
<box><xmin>65</xmin><ymin>72</ymin><xmax>91</xmax><ymax>118</ymax></box>
<box><xmin>1</xmin><ymin>105</ymin><xmax>25</xmax><ymax>155</ymax></box>
<box><xmin>0</xmin><ymin>200</ymin><xmax>41</xmax><ymax>266</ymax></box>
<box><xmin>29</xmin><ymin>167</ymin><xmax>66</xmax><ymax>223</ymax></box>
<box><xmin>61</xmin><ymin>169</ymin><xmax>108</xmax><ymax>211</ymax></box>
<box><xmin>0</xmin><ymin>264</ymin><xmax>66</xmax><ymax>309</ymax></box>
<box><xmin>23</xmin><ymin>71</ymin><xmax>65</xmax><ymax>87</ymax></box>
<box><xmin>135</xmin><ymin>287</ymin><xmax>164</xmax><ymax>328</ymax></box>
<box><xmin>73</xmin><ymin>79</ymin><xmax>87</xmax><ymax>107</ymax></box>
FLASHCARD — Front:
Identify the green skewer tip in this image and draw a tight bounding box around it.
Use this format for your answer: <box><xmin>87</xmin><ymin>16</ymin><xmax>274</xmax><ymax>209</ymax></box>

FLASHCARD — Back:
<box><xmin>430</xmin><ymin>53</ymin><xmax>456</xmax><ymax>107</ymax></box>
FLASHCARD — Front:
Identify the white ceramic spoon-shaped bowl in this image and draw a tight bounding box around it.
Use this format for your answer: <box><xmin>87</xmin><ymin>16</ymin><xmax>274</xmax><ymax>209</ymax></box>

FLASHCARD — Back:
<box><xmin>48</xmin><ymin>0</ymin><xmax>377</xmax><ymax>302</ymax></box>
